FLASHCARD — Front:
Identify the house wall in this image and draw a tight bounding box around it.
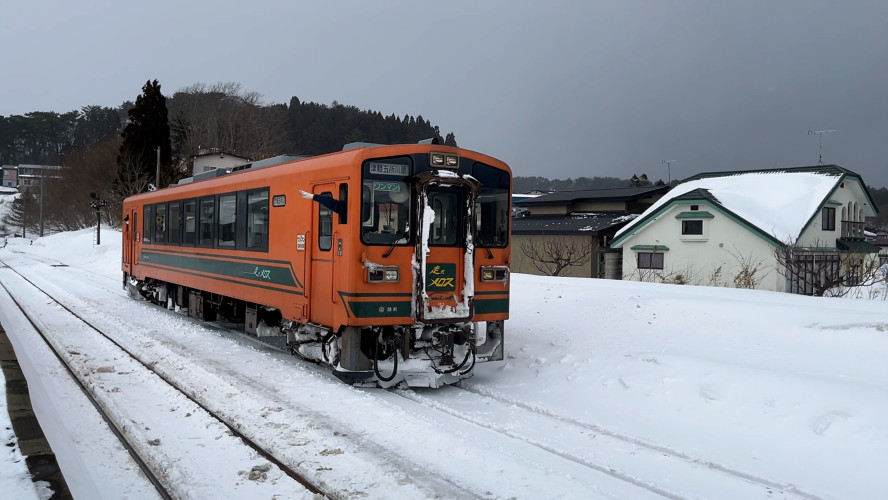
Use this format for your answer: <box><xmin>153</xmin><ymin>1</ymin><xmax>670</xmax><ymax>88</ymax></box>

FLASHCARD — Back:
<box><xmin>511</xmin><ymin>233</ymin><xmax>599</xmax><ymax>278</ymax></box>
<box><xmin>619</xmin><ymin>203</ymin><xmax>785</xmax><ymax>291</ymax></box>
<box><xmin>2</xmin><ymin>167</ymin><xmax>17</xmax><ymax>188</ymax></box>
<box><xmin>798</xmin><ymin>177</ymin><xmax>874</xmax><ymax>245</ymax></box>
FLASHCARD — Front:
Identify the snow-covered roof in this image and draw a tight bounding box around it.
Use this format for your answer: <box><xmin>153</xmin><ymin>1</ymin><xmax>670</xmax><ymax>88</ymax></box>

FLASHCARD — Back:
<box><xmin>613</xmin><ymin>165</ymin><xmax>867</xmax><ymax>245</ymax></box>
<box><xmin>513</xmin><ymin>212</ymin><xmax>638</xmax><ymax>235</ymax></box>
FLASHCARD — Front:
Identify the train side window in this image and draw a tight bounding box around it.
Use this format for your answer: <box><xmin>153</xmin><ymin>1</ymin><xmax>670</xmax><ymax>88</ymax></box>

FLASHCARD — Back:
<box><xmin>246</xmin><ymin>189</ymin><xmax>269</xmax><ymax>251</ymax></box>
<box><xmin>199</xmin><ymin>198</ymin><xmax>215</xmax><ymax>247</ymax></box>
<box><xmin>318</xmin><ymin>191</ymin><xmax>333</xmax><ymax>251</ymax></box>
<box><xmin>168</xmin><ymin>201</ymin><xmax>181</xmax><ymax>245</ymax></box>
<box><xmin>143</xmin><ymin>205</ymin><xmax>153</xmax><ymax>244</ymax></box>
<box><xmin>217</xmin><ymin>193</ymin><xmax>236</xmax><ymax>248</ymax></box>
<box><xmin>338</xmin><ymin>184</ymin><xmax>348</xmax><ymax>224</ymax></box>
<box><xmin>155</xmin><ymin>203</ymin><xmax>167</xmax><ymax>244</ymax></box>
<box><xmin>183</xmin><ymin>200</ymin><xmax>196</xmax><ymax>245</ymax></box>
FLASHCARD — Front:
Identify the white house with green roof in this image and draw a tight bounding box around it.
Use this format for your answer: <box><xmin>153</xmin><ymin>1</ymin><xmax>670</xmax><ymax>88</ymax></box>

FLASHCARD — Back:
<box><xmin>609</xmin><ymin>165</ymin><xmax>880</xmax><ymax>294</ymax></box>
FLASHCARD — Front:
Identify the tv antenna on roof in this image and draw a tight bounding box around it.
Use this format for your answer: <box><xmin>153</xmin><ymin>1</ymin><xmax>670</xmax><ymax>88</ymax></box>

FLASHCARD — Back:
<box><xmin>808</xmin><ymin>129</ymin><xmax>835</xmax><ymax>165</ymax></box>
<box><xmin>662</xmin><ymin>160</ymin><xmax>676</xmax><ymax>185</ymax></box>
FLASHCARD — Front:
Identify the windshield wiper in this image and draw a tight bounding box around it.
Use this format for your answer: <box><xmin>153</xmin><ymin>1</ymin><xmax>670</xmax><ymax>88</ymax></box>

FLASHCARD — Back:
<box><xmin>475</xmin><ymin>234</ymin><xmax>494</xmax><ymax>259</ymax></box>
<box><xmin>383</xmin><ymin>242</ymin><xmax>396</xmax><ymax>258</ymax></box>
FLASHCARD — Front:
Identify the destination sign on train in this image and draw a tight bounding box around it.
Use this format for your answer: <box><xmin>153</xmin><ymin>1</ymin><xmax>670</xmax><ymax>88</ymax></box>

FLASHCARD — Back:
<box><xmin>368</xmin><ymin>162</ymin><xmax>409</xmax><ymax>176</ymax></box>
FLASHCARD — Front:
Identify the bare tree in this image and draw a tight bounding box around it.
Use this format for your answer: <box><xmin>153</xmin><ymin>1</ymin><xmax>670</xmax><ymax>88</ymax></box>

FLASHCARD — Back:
<box><xmin>726</xmin><ymin>247</ymin><xmax>770</xmax><ymax>290</ymax></box>
<box><xmin>45</xmin><ymin>136</ymin><xmax>124</xmax><ymax>230</ymax></box>
<box><xmin>113</xmin><ymin>148</ymin><xmax>151</xmax><ymax>202</ymax></box>
<box><xmin>773</xmin><ymin>238</ymin><xmax>882</xmax><ymax>296</ymax></box>
<box><xmin>519</xmin><ymin>238</ymin><xmax>593</xmax><ymax>276</ymax></box>
<box><xmin>169</xmin><ymin>82</ymin><xmax>287</xmax><ymax>172</ymax></box>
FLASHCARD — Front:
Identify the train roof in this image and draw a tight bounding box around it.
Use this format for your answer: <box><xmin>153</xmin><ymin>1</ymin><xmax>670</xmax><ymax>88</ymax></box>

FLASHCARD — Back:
<box><xmin>126</xmin><ymin>141</ymin><xmax>510</xmax><ymax>203</ymax></box>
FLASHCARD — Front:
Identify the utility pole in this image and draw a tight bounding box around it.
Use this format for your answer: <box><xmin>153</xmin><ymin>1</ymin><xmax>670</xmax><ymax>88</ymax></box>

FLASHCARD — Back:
<box><xmin>39</xmin><ymin>168</ymin><xmax>44</xmax><ymax>237</ymax></box>
<box><xmin>156</xmin><ymin>146</ymin><xmax>161</xmax><ymax>189</ymax></box>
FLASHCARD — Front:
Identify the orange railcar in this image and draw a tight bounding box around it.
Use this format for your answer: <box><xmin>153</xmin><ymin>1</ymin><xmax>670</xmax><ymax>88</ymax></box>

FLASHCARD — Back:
<box><xmin>122</xmin><ymin>142</ymin><xmax>510</xmax><ymax>388</ymax></box>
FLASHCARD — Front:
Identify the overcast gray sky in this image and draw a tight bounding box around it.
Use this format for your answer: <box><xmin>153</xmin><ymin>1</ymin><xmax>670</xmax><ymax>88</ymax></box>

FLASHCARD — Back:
<box><xmin>3</xmin><ymin>1</ymin><xmax>887</xmax><ymax>187</ymax></box>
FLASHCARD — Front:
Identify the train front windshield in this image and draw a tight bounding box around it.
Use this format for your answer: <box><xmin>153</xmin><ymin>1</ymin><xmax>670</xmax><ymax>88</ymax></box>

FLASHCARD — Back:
<box><xmin>361</xmin><ymin>178</ymin><xmax>412</xmax><ymax>245</ymax></box>
<box><xmin>360</xmin><ymin>155</ymin><xmax>510</xmax><ymax>248</ymax></box>
<box><xmin>361</xmin><ymin>157</ymin><xmax>413</xmax><ymax>246</ymax></box>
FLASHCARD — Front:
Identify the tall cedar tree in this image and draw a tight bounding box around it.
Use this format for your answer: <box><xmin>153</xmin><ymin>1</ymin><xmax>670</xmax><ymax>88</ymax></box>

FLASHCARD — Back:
<box><xmin>117</xmin><ymin>80</ymin><xmax>172</xmax><ymax>195</ymax></box>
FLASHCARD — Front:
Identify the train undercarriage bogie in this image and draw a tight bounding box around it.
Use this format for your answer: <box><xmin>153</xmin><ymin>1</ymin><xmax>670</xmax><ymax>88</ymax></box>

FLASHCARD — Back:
<box><xmin>330</xmin><ymin>323</ymin><xmax>480</xmax><ymax>389</ymax></box>
<box><xmin>284</xmin><ymin>321</ymin><xmax>340</xmax><ymax>366</ymax></box>
<box><xmin>124</xmin><ymin>273</ymin><xmax>504</xmax><ymax>388</ymax></box>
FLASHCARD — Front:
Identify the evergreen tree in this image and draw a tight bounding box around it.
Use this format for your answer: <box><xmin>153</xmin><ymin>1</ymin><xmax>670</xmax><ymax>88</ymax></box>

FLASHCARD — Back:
<box><xmin>117</xmin><ymin>79</ymin><xmax>172</xmax><ymax>195</ymax></box>
<box><xmin>2</xmin><ymin>192</ymin><xmax>39</xmax><ymax>237</ymax></box>
<box><xmin>74</xmin><ymin>106</ymin><xmax>121</xmax><ymax>149</ymax></box>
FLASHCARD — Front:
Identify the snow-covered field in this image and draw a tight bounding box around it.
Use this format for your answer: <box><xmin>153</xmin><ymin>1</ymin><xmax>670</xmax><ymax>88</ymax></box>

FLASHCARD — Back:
<box><xmin>1</xmin><ymin>227</ymin><xmax>887</xmax><ymax>499</ymax></box>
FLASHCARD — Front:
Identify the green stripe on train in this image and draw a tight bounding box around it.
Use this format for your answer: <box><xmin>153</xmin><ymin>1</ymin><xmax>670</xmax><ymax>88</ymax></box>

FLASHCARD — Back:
<box><xmin>140</xmin><ymin>251</ymin><xmax>302</xmax><ymax>288</ymax></box>
<box><xmin>346</xmin><ymin>300</ymin><xmax>413</xmax><ymax>318</ymax></box>
<box><xmin>344</xmin><ymin>298</ymin><xmax>508</xmax><ymax>318</ymax></box>
<box><xmin>474</xmin><ymin>298</ymin><xmax>509</xmax><ymax>314</ymax></box>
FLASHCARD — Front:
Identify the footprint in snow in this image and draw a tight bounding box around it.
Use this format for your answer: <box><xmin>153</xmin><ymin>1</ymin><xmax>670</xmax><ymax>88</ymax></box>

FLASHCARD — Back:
<box><xmin>812</xmin><ymin>412</ymin><xmax>851</xmax><ymax>436</ymax></box>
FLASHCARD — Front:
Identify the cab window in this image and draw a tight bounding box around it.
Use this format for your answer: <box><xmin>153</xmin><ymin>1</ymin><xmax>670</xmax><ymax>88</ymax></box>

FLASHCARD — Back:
<box><xmin>473</xmin><ymin>162</ymin><xmax>510</xmax><ymax>247</ymax></box>
<box><xmin>428</xmin><ymin>189</ymin><xmax>460</xmax><ymax>246</ymax></box>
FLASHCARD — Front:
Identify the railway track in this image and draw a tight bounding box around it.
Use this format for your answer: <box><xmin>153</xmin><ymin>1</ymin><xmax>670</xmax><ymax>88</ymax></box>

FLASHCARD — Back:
<box><xmin>0</xmin><ymin>256</ymin><xmax>481</xmax><ymax>499</ymax></box>
<box><xmin>392</xmin><ymin>383</ymin><xmax>821</xmax><ymax>500</ymax></box>
<box><xmin>0</xmin><ymin>258</ymin><xmax>326</xmax><ymax>499</ymax></box>
<box><xmin>1</xmin><ymin>252</ymin><xmax>828</xmax><ymax>498</ymax></box>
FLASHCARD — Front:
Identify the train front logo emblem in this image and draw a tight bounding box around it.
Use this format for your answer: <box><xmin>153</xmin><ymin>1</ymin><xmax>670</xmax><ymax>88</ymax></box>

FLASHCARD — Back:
<box><xmin>426</xmin><ymin>263</ymin><xmax>456</xmax><ymax>291</ymax></box>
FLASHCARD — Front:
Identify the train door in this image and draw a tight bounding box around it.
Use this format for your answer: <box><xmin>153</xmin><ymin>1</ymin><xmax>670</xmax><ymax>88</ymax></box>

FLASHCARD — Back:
<box><xmin>414</xmin><ymin>174</ymin><xmax>480</xmax><ymax>322</ymax></box>
<box><xmin>309</xmin><ymin>183</ymin><xmax>336</xmax><ymax>327</ymax></box>
<box><xmin>123</xmin><ymin>206</ymin><xmax>138</xmax><ymax>275</ymax></box>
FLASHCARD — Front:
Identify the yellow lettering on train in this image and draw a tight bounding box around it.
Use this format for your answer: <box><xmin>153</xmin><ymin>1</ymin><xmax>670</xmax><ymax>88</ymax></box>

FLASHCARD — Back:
<box><xmin>430</xmin><ymin>277</ymin><xmax>455</xmax><ymax>288</ymax></box>
<box><xmin>430</xmin><ymin>265</ymin><xmax>446</xmax><ymax>275</ymax></box>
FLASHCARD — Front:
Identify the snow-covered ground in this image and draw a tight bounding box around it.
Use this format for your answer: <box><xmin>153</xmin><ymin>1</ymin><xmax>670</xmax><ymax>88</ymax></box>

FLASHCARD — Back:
<box><xmin>1</xmin><ymin>227</ymin><xmax>887</xmax><ymax>499</ymax></box>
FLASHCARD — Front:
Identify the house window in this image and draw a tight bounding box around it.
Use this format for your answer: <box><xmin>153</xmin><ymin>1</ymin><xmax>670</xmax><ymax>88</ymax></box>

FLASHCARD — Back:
<box><xmin>822</xmin><ymin>207</ymin><xmax>835</xmax><ymax>231</ymax></box>
<box><xmin>681</xmin><ymin>220</ymin><xmax>703</xmax><ymax>235</ymax></box>
<box><xmin>637</xmin><ymin>252</ymin><xmax>664</xmax><ymax>270</ymax></box>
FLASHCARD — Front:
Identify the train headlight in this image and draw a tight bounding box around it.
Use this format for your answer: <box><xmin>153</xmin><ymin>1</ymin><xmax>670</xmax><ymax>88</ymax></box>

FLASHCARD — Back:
<box><xmin>430</xmin><ymin>152</ymin><xmax>459</xmax><ymax>169</ymax></box>
<box><xmin>480</xmin><ymin>266</ymin><xmax>509</xmax><ymax>282</ymax></box>
<box><xmin>368</xmin><ymin>267</ymin><xmax>399</xmax><ymax>283</ymax></box>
